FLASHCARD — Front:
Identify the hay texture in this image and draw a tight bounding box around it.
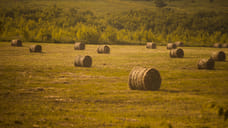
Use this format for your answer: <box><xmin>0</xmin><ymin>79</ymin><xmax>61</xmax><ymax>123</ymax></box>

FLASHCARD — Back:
<box><xmin>74</xmin><ymin>55</ymin><xmax>92</xmax><ymax>67</ymax></box>
<box><xmin>213</xmin><ymin>43</ymin><xmax>222</xmax><ymax>48</ymax></box>
<box><xmin>128</xmin><ymin>67</ymin><xmax>161</xmax><ymax>91</ymax></box>
<box><xmin>222</xmin><ymin>43</ymin><xmax>228</xmax><ymax>48</ymax></box>
<box><xmin>30</xmin><ymin>45</ymin><xmax>42</xmax><ymax>52</ymax></box>
<box><xmin>97</xmin><ymin>45</ymin><xmax>110</xmax><ymax>54</ymax></box>
<box><xmin>146</xmin><ymin>42</ymin><xmax>156</xmax><ymax>49</ymax></box>
<box><xmin>211</xmin><ymin>51</ymin><xmax>226</xmax><ymax>61</ymax></box>
<box><xmin>170</xmin><ymin>48</ymin><xmax>184</xmax><ymax>58</ymax></box>
<box><xmin>198</xmin><ymin>58</ymin><xmax>215</xmax><ymax>69</ymax></box>
<box><xmin>167</xmin><ymin>43</ymin><xmax>177</xmax><ymax>49</ymax></box>
<box><xmin>175</xmin><ymin>41</ymin><xmax>184</xmax><ymax>47</ymax></box>
<box><xmin>74</xmin><ymin>42</ymin><xmax>85</xmax><ymax>50</ymax></box>
<box><xmin>11</xmin><ymin>39</ymin><xmax>22</xmax><ymax>47</ymax></box>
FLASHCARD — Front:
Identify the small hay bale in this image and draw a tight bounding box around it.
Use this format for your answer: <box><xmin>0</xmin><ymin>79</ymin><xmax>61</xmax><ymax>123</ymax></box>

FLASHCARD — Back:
<box><xmin>97</xmin><ymin>45</ymin><xmax>110</xmax><ymax>54</ymax></box>
<box><xmin>74</xmin><ymin>42</ymin><xmax>85</xmax><ymax>50</ymax></box>
<box><xmin>29</xmin><ymin>45</ymin><xmax>42</xmax><ymax>52</ymax></box>
<box><xmin>146</xmin><ymin>42</ymin><xmax>156</xmax><ymax>49</ymax></box>
<box><xmin>170</xmin><ymin>48</ymin><xmax>184</xmax><ymax>58</ymax></box>
<box><xmin>74</xmin><ymin>55</ymin><xmax>92</xmax><ymax>67</ymax></box>
<box><xmin>222</xmin><ymin>43</ymin><xmax>228</xmax><ymax>48</ymax></box>
<box><xmin>213</xmin><ymin>43</ymin><xmax>222</xmax><ymax>48</ymax></box>
<box><xmin>11</xmin><ymin>39</ymin><xmax>22</xmax><ymax>47</ymax></box>
<box><xmin>167</xmin><ymin>43</ymin><xmax>177</xmax><ymax>49</ymax></box>
<box><xmin>175</xmin><ymin>41</ymin><xmax>184</xmax><ymax>47</ymax></box>
<box><xmin>211</xmin><ymin>51</ymin><xmax>226</xmax><ymax>61</ymax></box>
<box><xmin>197</xmin><ymin>58</ymin><xmax>215</xmax><ymax>69</ymax></box>
<box><xmin>128</xmin><ymin>67</ymin><xmax>161</xmax><ymax>91</ymax></box>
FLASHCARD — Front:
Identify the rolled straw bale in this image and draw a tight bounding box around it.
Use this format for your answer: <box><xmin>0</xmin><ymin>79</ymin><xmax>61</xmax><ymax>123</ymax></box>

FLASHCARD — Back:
<box><xmin>74</xmin><ymin>55</ymin><xmax>92</xmax><ymax>67</ymax></box>
<box><xmin>175</xmin><ymin>41</ymin><xmax>184</xmax><ymax>47</ymax></box>
<box><xmin>29</xmin><ymin>45</ymin><xmax>42</xmax><ymax>52</ymax></box>
<box><xmin>213</xmin><ymin>43</ymin><xmax>222</xmax><ymax>48</ymax></box>
<box><xmin>74</xmin><ymin>42</ymin><xmax>85</xmax><ymax>50</ymax></box>
<box><xmin>211</xmin><ymin>51</ymin><xmax>226</xmax><ymax>61</ymax></box>
<box><xmin>146</xmin><ymin>42</ymin><xmax>156</xmax><ymax>49</ymax></box>
<box><xmin>167</xmin><ymin>43</ymin><xmax>177</xmax><ymax>49</ymax></box>
<box><xmin>170</xmin><ymin>48</ymin><xmax>184</xmax><ymax>58</ymax></box>
<box><xmin>97</xmin><ymin>45</ymin><xmax>110</xmax><ymax>54</ymax></box>
<box><xmin>198</xmin><ymin>58</ymin><xmax>215</xmax><ymax>69</ymax></box>
<box><xmin>222</xmin><ymin>43</ymin><xmax>228</xmax><ymax>48</ymax></box>
<box><xmin>128</xmin><ymin>67</ymin><xmax>161</xmax><ymax>91</ymax></box>
<box><xmin>11</xmin><ymin>39</ymin><xmax>22</xmax><ymax>47</ymax></box>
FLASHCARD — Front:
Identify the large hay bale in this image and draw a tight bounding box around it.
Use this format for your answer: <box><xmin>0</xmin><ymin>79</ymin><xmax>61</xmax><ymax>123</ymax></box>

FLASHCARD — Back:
<box><xmin>11</xmin><ymin>39</ymin><xmax>22</xmax><ymax>47</ymax></box>
<box><xmin>170</xmin><ymin>48</ymin><xmax>184</xmax><ymax>58</ymax></box>
<box><xmin>213</xmin><ymin>43</ymin><xmax>222</xmax><ymax>48</ymax></box>
<box><xmin>74</xmin><ymin>42</ymin><xmax>85</xmax><ymax>50</ymax></box>
<box><xmin>175</xmin><ymin>41</ymin><xmax>184</xmax><ymax>47</ymax></box>
<box><xmin>222</xmin><ymin>43</ymin><xmax>228</xmax><ymax>48</ymax></box>
<box><xmin>74</xmin><ymin>55</ymin><xmax>92</xmax><ymax>67</ymax></box>
<box><xmin>146</xmin><ymin>42</ymin><xmax>156</xmax><ymax>49</ymax></box>
<box><xmin>128</xmin><ymin>67</ymin><xmax>161</xmax><ymax>91</ymax></box>
<box><xmin>211</xmin><ymin>51</ymin><xmax>226</xmax><ymax>61</ymax></box>
<box><xmin>97</xmin><ymin>45</ymin><xmax>110</xmax><ymax>54</ymax></box>
<box><xmin>167</xmin><ymin>43</ymin><xmax>177</xmax><ymax>49</ymax></box>
<box><xmin>198</xmin><ymin>58</ymin><xmax>215</xmax><ymax>69</ymax></box>
<box><xmin>29</xmin><ymin>45</ymin><xmax>42</xmax><ymax>52</ymax></box>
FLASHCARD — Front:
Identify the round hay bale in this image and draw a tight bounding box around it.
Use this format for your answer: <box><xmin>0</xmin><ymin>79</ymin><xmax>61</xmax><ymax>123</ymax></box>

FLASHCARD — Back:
<box><xmin>175</xmin><ymin>41</ymin><xmax>184</xmax><ymax>47</ymax></box>
<box><xmin>74</xmin><ymin>55</ymin><xmax>92</xmax><ymax>67</ymax></box>
<box><xmin>222</xmin><ymin>43</ymin><xmax>228</xmax><ymax>48</ymax></box>
<box><xmin>97</xmin><ymin>45</ymin><xmax>110</xmax><ymax>54</ymax></box>
<box><xmin>146</xmin><ymin>42</ymin><xmax>156</xmax><ymax>49</ymax></box>
<box><xmin>11</xmin><ymin>39</ymin><xmax>22</xmax><ymax>47</ymax></box>
<box><xmin>29</xmin><ymin>45</ymin><xmax>42</xmax><ymax>52</ymax></box>
<box><xmin>213</xmin><ymin>43</ymin><xmax>222</xmax><ymax>48</ymax></box>
<box><xmin>211</xmin><ymin>51</ymin><xmax>226</xmax><ymax>61</ymax></box>
<box><xmin>170</xmin><ymin>48</ymin><xmax>184</xmax><ymax>58</ymax></box>
<box><xmin>128</xmin><ymin>67</ymin><xmax>161</xmax><ymax>91</ymax></box>
<box><xmin>197</xmin><ymin>58</ymin><xmax>215</xmax><ymax>69</ymax></box>
<box><xmin>167</xmin><ymin>43</ymin><xmax>177</xmax><ymax>49</ymax></box>
<box><xmin>74</xmin><ymin>42</ymin><xmax>85</xmax><ymax>50</ymax></box>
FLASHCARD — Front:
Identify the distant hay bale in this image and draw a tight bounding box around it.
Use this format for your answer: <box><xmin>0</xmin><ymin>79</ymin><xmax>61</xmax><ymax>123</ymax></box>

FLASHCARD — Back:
<box><xmin>146</xmin><ymin>42</ymin><xmax>156</xmax><ymax>49</ymax></box>
<box><xmin>74</xmin><ymin>55</ymin><xmax>92</xmax><ymax>67</ymax></box>
<box><xmin>213</xmin><ymin>43</ymin><xmax>222</xmax><ymax>48</ymax></box>
<box><xmin>97</xmin><ymin>45</ymin><xmax>110</xmax><ymax>54</ymax></box>
<box><xmin>29</xmin><ymin>45</ymin><xmax>42</xmax><ymax>52</ymax></box>
<box><xmin>198</xmin><ymin>58</ymin><xmax>215</xmax><ymax>69</ymax></box>
<box><xmin>170</xmin><ymin>48</ymin><xmax>184</xmax><ymax>58</ymax></box>
<box><xmin>74</xmin><ymin>42</ymin><xmax>85</xmax><ymax>50</ymax></box>
<box><xmin>11</xmin><ymin>39</ymin><xmax>22</xmax><ymax>47</ymax></box>
<box><xmin>167</xmin><ymin>43</ymin><xmax>177</xmax><ymax>49</ymax></box>
<box><xmin>128</xmin><ymin>67</ymin><xmax>161</xmax><ymax>91</ymax></box>
<box><xmin>175</xmin><ymin>41</ymin><xmax>184</xmax><ymax>47</ymax></box>
<box><xmin>222</xmin><ymin>43</ymin><xmax>228</xmax><ymax>48</ymax></box>
<box><xmin>211</xmin><ymin>51</ymin><xmax>226</xmax><ymax>61</ymax></box>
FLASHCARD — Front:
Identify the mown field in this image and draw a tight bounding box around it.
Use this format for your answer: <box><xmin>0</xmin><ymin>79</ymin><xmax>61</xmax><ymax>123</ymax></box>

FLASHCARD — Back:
<box><xmin>0</xmin><ymin>42</ymin><xmax>228</xmax><ymax>128</ymax></box>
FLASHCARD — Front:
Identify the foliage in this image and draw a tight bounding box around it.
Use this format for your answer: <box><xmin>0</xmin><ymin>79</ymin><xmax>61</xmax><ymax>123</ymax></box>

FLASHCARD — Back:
<box><xmin>0</xmin><ymin>0</ymin><xmax>227</xmax><ymax>46</ymax></box>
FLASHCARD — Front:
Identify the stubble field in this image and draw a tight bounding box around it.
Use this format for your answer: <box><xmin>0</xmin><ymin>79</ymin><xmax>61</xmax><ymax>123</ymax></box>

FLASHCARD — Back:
<box><xmin>0</xmin><ymin>42</ymin><xmax>228</xmax><ymax>128</ymax></box>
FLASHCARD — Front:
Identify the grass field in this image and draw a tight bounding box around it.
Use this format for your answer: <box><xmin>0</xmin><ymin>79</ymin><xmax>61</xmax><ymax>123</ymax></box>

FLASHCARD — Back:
<box><xmin>0</xmin><ymin>42</ymin><xmax>228</xmax><ymax>127</ymax></box>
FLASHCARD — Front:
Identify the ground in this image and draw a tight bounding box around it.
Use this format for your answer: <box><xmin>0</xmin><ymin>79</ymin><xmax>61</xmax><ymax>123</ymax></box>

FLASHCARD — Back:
<box><xmin>0</xmin><ymin>42</ymin><xmax>228</xmax><ymax>128</ymax></box>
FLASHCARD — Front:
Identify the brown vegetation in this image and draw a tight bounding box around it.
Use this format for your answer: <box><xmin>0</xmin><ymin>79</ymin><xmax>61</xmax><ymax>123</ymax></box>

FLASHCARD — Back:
<box><xmin>170</xmin><ymin>48</ymin><xmax>184</xmax><ymax>58</ymax></box>
<box><xmin>11</xmin><ymin>40</ymin><xmax>22</xmax><ymax>47</ymax></box>
<box><xmin>211</xmin><ymin>51</ymin><xmax>226</xmax><ymax>61</ymax></box>
<box><xmin>167</xmin><ymin>43</ymin><xmax>177</xmax><ymax>49</ymax></box>
<box><xmin>74</xmin><ymin>42</ymin><xmax>85</xmax><ymax>50</ymax></box>
<box><xmin>74</xmin><ymin>55</ymin><xmax>92</xmax><ymax>67</ymax></box>
<box><xmin>175</xmin><ymin>41</ymin><xmax>184</xmax><ymax>47</ymax></box>
<box><xmin>198</xmin><ymin>58</ymin><xmax>215</xmax><ymax>69</ymax></box>
<box><xmin>97</xmin><ymin>45</ymin><xmax>110</xmax><ymax>54</ymax></box>
<box><xmin>146</xmin><ymin>42</ymin><xmax>156</xmax><ymax>49</ymax></box>
<box><xmin>213</xmin><ymin>43</ymin><xmax>222</xmax><ymax>48</ymax></box>
<box><xmin>29</xmin><ymin>45</ymin><xmax>42</xmax><ymax>52</ymax></box>
<box><xmin>128</xmin><ymin>67</ymin><xmax>161</xmax><ymax>91</ymax></box>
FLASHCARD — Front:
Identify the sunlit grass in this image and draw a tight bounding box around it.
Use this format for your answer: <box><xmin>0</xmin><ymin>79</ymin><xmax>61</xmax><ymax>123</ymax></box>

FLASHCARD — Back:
<box><xmin>0</xmin><ymin>42</ymin><xmax>228</xmax><ymax>127</ymax></box>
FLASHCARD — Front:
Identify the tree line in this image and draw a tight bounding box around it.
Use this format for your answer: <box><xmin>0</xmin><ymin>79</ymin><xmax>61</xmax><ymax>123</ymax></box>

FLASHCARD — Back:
<box><xmin>0</xmin><ymin>5</ymin><xmax>227</xmax><ymax>46</ymax></box>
